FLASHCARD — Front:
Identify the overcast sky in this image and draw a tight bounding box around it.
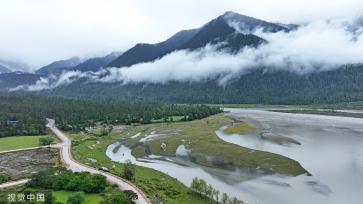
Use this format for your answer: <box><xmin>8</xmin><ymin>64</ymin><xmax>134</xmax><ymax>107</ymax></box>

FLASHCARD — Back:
<box><xmin>1</xmin><ymin>0</ymin><xmax>363</xmax><ymax>69</ymax></box>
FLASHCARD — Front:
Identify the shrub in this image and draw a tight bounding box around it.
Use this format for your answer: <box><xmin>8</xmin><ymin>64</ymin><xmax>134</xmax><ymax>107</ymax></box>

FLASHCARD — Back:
<box><xmin>39</xmin><ymin>136</ymin><xmax>55</xmax><ymax>145</ymax></box>
<box><xmin>123</xmin><ymin>160</ymin><xmax>135</xmax><ymax>181</ymax></box>
<box><xmin>104</xmin><ymin>193</ymin><xmax>132</xmax><ymax>204</ymax></box>
<box><xmin>0</xmin><ymin>171</ymin><xmax>10</xmax><ymax>184</ymax></box>
<box><xmin>67</xmin><ymin>192</ymin><xmax>85</xmax><ymax>204</ymax></box>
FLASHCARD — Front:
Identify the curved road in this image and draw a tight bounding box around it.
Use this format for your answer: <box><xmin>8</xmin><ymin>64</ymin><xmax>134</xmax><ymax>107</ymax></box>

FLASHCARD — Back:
<box><xmin>46</xmin><ymin>119</ymin><xmax>151</xmax><ymax>204</ymax></box>
<box><xmin>0</xmin><ymin>120</ymin><xmax>151</xmax><ymax>204</ymax></box>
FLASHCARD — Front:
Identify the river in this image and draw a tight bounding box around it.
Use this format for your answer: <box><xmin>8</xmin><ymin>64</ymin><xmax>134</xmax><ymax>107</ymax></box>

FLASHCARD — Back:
<box><xmin>106</xmin><ymin>109</ymin><xmax>363</xmax><ymax>204</ymax></box>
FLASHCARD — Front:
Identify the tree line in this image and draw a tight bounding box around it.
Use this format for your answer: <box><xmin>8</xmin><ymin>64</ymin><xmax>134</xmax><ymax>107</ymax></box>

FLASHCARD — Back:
<box><xmin>0</xmin><ymin>94</ymin><xmax>222</xmax><ymax>137</ymax></box>
<box><xmin>191</xmin><ymin>177</ymin><xmax>245</xmax><ymax>204</ymax></box>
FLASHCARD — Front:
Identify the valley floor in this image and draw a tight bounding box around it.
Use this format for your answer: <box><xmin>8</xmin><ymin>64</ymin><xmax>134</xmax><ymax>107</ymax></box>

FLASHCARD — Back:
<box><xmin>69</xmin><ymin>114</ymin><xmax>306</xmax><ymax>203</ymax></box>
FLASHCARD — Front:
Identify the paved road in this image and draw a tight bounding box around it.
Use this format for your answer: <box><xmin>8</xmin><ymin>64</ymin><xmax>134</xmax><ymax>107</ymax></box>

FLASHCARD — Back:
<box><xmin>0</xmin><ymin>179</ymin><xmax>29</xmax><ymax>188</ymax></box>
<box><xmin>46</xmin><ymin>119</ymin><xmax>151</xmax><ymax>204</ymax></box>
<box><xmin>0</xmin><ymin>146</ymin><xmax>49</xmax><ymax>155</ymax></box>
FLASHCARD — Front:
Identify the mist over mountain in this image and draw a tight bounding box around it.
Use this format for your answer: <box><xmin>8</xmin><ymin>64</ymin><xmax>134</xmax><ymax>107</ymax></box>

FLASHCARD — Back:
<box><xmin>73</xmin><ymin>52</ymin><xmax>122</xmax><ymax>72</ymax></box>
<box><xmin>0</xmin><ymin>59</ymin><xmax>29</xmax><ymax>73</ymax></box>
<box><xmin>108</xmin><ymin>11</ymin><xmax>282</xmax><ymax>68</ymax></box>
<box><xmin>36</xmin><ymin>57</ymin><xmax>81</xmax><ymax>76</ymax></box>
<box><xmin>2</xmin><ymin>11</ymin><xmax>363</xmax><ymax>104</ymax></box>
<box><xmin>108</xmin><ymin>29</ymin><xmax>199</xmax><ymax>68</ymax></box>
<box><xmin>0</xmin><ymin>65</ymin><xmax>11</xmax><ymax>74</ymax></box>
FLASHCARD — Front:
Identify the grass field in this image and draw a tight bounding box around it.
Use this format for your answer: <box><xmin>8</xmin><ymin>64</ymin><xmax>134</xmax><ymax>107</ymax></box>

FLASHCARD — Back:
<box><xmin>53</xmin><ymin>191</ymin><xmax>104</xmax><ymax>204</ymax></box>
<box><xmin>0</xmin><ymin>135</ymin><xmax>57</xmax><ymax>151</ymax></box>
<box><xmin>224</xmin><ymin>122</ymin><xmax>255</xmax><ymax>134</ymax></box>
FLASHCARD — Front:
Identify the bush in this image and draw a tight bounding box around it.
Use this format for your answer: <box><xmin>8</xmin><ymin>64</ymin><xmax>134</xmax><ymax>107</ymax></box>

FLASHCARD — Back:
<box><xmin>0</xmin><ymin>171</ymin><xmax>10</xmax><ymax>184</ymax></box>
<box><xmin>123</xmin><ymin>160</ymin><xmax>135</xmax><ymax>181</ymax></box>
<box><xmin>39</xmin><ymin>136</ymin><xmax>55</xmax><ymax>145</ymax></box>
<box><xmin>27</xmin><ymin>168</ymin><xmax>107</xmax><ymax>193</ymax></box>
<box><xmin>104</xmin><ymin>193</ymin><xmax>132</xmax><ymax>204</ymax></box>
<box><xmin>123</xmin><ymin>190</ymin><xmax>138</xmax><ymax>200</ymax></box>
<box><xmin>67</xmin><ymin>192</ymin><xmax>85</xmax><ymax>204</ymax></box>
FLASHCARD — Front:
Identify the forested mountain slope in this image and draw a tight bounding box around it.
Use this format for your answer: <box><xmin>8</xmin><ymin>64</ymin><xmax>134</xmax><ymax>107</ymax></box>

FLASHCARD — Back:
<box><xmin>46</xmin><ymin>64</ymin><xmax>363</xmax><ymax>104</ymax></box>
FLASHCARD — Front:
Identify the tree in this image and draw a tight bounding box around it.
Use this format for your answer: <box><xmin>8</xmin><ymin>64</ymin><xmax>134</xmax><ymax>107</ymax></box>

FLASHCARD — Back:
<box><xmin>199</xmin><ymin>179</ymin><xmax>207</xmax><ymax>197</ymax></box>
<box><xmin>81</xmin><ymin>173</ymin><xmax>107</xmax><ymax>193</ymax></box>
<box><xmin>212</xmin><ymin>189</ymin><xmax>220</xmax><ymax>203</ymax></box>
<box><xmin>67</xmin><ymin>192</ymin><xmax>85</xmax><ymax>204</ymax></box>
<box><xmin>123</xmin><ymin>160</ymin><xmax>135</xmax><ymax>181</ymax></box>
<box><xmin>39</xmin><ymin>136</ymin><xmax>55</xmax><ymax>145</ymax></box>
<box><xmin>44</xmin><ymin>191</ymin><xmax>55</xmax><ymax>204</ymax></box>
<box><xmin>206</xmin><ymin>184</ymin><xmax>213</xmax><ymax>201</ymax></box>
<box><xmin>222</xmin><ymin>193</ymin><xmax>229</xmax><ymax>204</ymax></box>
<box><xmin>231</xmin><ymin>197</ymin><xmax>244</xmax><ymax>204</ymax></box>
<box><xmin>190</xmin><ymin>177</ymin><xmax>200</xmax><ymax>195</ymax></box>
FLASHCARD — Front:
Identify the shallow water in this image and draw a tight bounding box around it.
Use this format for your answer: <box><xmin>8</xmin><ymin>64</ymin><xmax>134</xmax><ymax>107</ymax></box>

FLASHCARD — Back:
<box><xmin>106</xmin><ymin>109</ymin><xmax>363</xmax><ymax>204</ymax></box>
<box><xmin>218</xmin><ymin>108</ymin><xmax>363</xmax><ymax>204</ymax></box>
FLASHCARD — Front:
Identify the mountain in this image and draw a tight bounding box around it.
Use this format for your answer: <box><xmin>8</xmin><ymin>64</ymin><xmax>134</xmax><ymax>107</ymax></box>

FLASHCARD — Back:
<box><xmin>108</xmin><ymin>11</ymin><xmax>287</xmax><ymax>68</ymax></box>
<box><xmin>108</xmin><ymin>29</ymin><xmax>199</xmax><ymax>67</ymax></box>
<box><xmin>222</xmin><ymin>11</ymin><xmax>292</xmax><ymax>33</ymax></box>
<box><xmin>3</xmin><ymin>11</ymin><xmax>363</xmax><ymax>105</ymax></box>
<box><xmin>0</xmin><ymin>65</ymin><xmax>11</xmax><ymax>74</ymax></box>
<box><xmin>178</xmin><ymin>14</ymin><xmax>265</xmax><ymax>51</ymax></box>
<box><xmin>0</xmin><ymin>72</ymin><xmax>40</xmax><ymax>90</ymax></box>
<box><xmin>36</xmin><ymin>57</ymin><xmax>81</xmax><ymax>76</ymax></box>
<box><xmin>72</xmin><ymin>52</ymin><xmax>122</xmax><ymax>72</ymax></box>
<box><xmin>0</xmin><ymin>59</ymin><xmax>29</xmax><ymax>72</ymax></box>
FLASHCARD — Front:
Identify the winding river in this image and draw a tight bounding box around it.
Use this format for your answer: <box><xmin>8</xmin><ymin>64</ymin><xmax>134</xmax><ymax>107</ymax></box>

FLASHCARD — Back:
<box><xmin>106</xmin><ymin>109</ymin><xmax>363</xmax><ymax>204</ymax></box>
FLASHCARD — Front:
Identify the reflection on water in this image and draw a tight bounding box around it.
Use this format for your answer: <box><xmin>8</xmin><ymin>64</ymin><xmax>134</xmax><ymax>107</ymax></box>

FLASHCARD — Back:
<box><xmin>106</xmin><ymin>109</ymin><xmax>363</xmax><ymax>204</ymax></box>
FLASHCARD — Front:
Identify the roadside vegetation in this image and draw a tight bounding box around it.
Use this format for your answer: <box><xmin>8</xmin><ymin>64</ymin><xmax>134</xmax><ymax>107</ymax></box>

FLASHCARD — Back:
<box><xmin>26</xmin><ymin>167</ymin><xmax>134</xmax><ymax>204</ymax></box>
<box><xmin>0</xmin><ymin>171</ymin><xmax>10</xmax><ymax>184</ymax></box>
<box><xmin>0</xmin><ymin>180</ymin><xmax>132</xmax><ymax>204</ymax></box>
<box><xmin>39</xmin><ymin>136</ymin><xmax>55</xmax><ymax>146</ymax></box>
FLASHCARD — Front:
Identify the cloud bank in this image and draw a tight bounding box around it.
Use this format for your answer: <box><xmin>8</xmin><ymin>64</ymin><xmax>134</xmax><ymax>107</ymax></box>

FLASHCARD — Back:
<box><xmin>13</xmin><ymin>17</ymin><xmax>363</xmax><ymax>91</ymax></box>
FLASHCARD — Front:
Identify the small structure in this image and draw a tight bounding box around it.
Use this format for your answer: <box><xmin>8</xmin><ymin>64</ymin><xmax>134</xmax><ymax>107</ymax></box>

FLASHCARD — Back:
<box><xmin>6</xmin><ymin>120</ymin><xmax>19</xmax><ymax>125</ymax></box>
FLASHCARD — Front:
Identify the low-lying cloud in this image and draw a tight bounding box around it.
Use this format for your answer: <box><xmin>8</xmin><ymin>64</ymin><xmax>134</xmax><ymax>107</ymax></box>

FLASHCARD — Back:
<box><xmin>13</xmin><ymin>16</ymin><xmax>363</xmax><ymax>91</ymax></box>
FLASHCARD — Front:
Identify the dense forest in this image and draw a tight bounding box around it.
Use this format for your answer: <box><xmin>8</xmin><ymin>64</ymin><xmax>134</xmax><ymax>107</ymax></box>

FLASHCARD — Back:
<box><xmin>44</xmin><ymin>64</ymin><xmax>363</xmax><ymax>105</ymax></box>
<box><xmin>0</xmin><ymin>94</ymin><xmax>222</xmax><ymax>137</ymax></box>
